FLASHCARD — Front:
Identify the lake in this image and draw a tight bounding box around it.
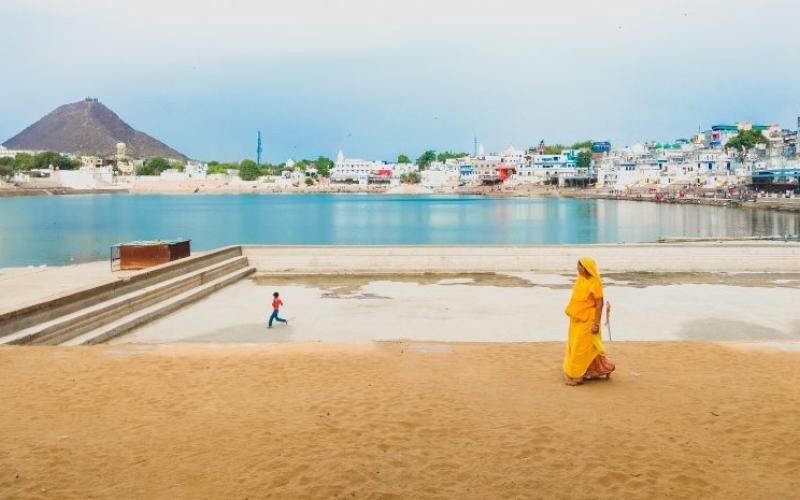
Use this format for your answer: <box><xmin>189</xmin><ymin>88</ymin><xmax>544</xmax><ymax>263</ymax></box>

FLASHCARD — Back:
<box><xmin>0</xmin><ymin>194</ymin><xmax>798</xmax><ymax>267</ymax></box>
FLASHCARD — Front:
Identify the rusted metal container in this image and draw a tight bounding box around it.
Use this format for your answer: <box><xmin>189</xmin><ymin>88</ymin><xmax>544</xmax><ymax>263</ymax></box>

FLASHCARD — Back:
<box><xmin>111</xmin><ymin>239</ymin><xmax>191</xmax><ymax>271</ymax></box>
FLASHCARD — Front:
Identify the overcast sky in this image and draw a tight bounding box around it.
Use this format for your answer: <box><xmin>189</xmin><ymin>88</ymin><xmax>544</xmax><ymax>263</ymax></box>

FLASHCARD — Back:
<box><xmin>1</xmin><ymin>0</ymin><xmax>798</xmax><ymax>161</ymax></box>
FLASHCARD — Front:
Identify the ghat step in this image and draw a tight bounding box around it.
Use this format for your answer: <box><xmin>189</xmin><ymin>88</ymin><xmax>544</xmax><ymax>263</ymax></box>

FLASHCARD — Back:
<box><xmin>0</xmin><ymin>256</ymin><xmax>252</xmax><ymax>346</ymax></box>
<box><xmin>62</xmin><ymin>266</ymin><xmax>255</xmax><ymax>346</ymax></box>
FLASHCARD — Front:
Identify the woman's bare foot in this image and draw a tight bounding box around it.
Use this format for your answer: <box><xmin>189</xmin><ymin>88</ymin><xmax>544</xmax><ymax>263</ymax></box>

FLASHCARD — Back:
<box><xmin>565</xmin><ymin>377</ymin><xmax>583</xmax><ymax>386</ymax></box>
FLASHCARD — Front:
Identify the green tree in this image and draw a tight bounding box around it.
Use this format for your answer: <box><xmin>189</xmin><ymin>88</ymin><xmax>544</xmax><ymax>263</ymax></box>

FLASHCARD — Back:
<box><xmin>239</xmin><ymin>159</ymin><xmax>261</xmax><ymax>181</ymax></box>
<box><xmin>402</xmin><ymin>171</ymin><xmax>421</xmax><ymax>184</ymax></box>
<box><xmin>436</xmin><ymin>151</ymin><xmax>469</xmax><ymax>162</ymax></box>
<box><xmin>137</xmin><ymin>157</ymin><xmax>171</xmax><ymax>176</ymax></box>
<box><xmin>725</xmin><ymin>129</ymin><xmax>769</xmax><ymax>163</ymax></box>
<box><xmin>24</xmin><ymin>151</ymin><xmax>81</xmax><ymax>170</ymax></box>
<box><xmin>576</xmin><ymin>150</ymin><xmax>593</xmax><ymax>168</ymax></box>
<box><xmin>0</xmin><ymin>157</ymin><xmax>12</xmax><ymax>167</ymax></box>
<box><xmin>314</xmin><ymin>156</ymin><xmax>334</xmax><ymax>177</ymax></box>
<box><xmin>0</xmin><ymin>164</ymin><xmax>12</xmax><ymax>178</ymax></box>
<box><xmin>207</xmin><ymin>161</ymin><xmax>227</xmax><ymax>175</ymax></box>
<box><xmin>304</xmin><ymin>177</ymin><xmax>314</xmax><ymax>186</ymax></box>
<box><xmin>542</xmin><ymin>145</ymin><xmax>566</xmax><ymax>155</ymax></box>
<box><xmin>11</xmin><ymin>153</ymin><xmax>34</xmax><ymax>171</ymax></box>
<box><xmin>206</xmin><ymin>160</ymin><xmax>240</xmax><ymax>175</ymax></box>
<box><xmin>416</xmin><ymin>150</ymin><xmax>437</xmax><ymax>169</ymax></box>
<box><xmin>397</xmin><ymin>154</ymin><xmax>412</xmax><ymax>164</ymax></box>
<box><xmin>5</xmin><ymin>151</ymin><xmax>80</xmax><ymax>171</ymax></box>
<box><xmin>571</xmin><ymin>140</ymin><xmax>593</xmax><ymax>150</ymax></box>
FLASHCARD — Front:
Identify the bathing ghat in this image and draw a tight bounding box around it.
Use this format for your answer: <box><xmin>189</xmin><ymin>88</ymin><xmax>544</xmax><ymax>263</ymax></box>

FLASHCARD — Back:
<box><xmin>1</xmin><ymin>242</ymin><xmax>799</xmax><ymax>346</ymax></box>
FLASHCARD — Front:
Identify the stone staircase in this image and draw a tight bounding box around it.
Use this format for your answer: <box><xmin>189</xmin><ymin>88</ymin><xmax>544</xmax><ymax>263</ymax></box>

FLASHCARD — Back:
<box><xmin>0</xmin><ymin>246</ymin><xmax>254</xmax><ymax>346</ymax></box>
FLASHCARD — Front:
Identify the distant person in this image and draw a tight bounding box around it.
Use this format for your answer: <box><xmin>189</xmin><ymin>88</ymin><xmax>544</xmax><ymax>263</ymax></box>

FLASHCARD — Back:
<box><xmin>268</xmin><ymin>292</ymin><xmax>288</xmax><ymax>328</ymax></box>
<box><xmin>563</xmin><ymin>257</ymin><xmax>615</xmax><ymax>386</ymax></box>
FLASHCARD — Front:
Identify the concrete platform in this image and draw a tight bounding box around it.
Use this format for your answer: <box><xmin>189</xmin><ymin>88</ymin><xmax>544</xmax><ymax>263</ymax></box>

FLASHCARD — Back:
<box><xmin>0</xmin><ymin>262</ymin><xmax>136</xmax><ymax>316</ymax></box>
<box><xmin>242</xmin><ymin>242</ymin><xmax>800</xmax><ymax>273</ymax></box>
<box><xmin>5</xmin><ymin>243</ymin><xmax>800</xmax><ymax>346</ymax></box>
<box><xmin>112</xmin><ymin>272</ymin><xmax>800</xmax><ymax>344</ymax></box>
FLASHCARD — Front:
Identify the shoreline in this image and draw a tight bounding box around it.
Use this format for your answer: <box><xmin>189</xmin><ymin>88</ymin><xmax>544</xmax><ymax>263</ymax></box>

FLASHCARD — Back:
<box><xmin>2</xmin><ymin>183</ymin><xmax>799</xmax><ymax>212</ymax></box>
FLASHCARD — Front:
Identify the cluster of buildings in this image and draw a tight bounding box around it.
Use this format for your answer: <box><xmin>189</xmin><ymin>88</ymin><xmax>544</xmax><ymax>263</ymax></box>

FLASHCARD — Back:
<box><xmin>328</xmin><ymin>145</ymin><xmax>563</xmax><ymax>189</ymax></box>
<box><xmin>327</xmin><ymin>121</ymin><xmax>800</xmax><ymax>193</ymax></box>
<box><xmin>3</xmin><ymin>119</ymin><xmax>800</xmax><ymax>193</ymax></box>
<box><xmin>595</xmin><ymin>123</ymin><xmax>799</xmax><ymax>192</ymax></box>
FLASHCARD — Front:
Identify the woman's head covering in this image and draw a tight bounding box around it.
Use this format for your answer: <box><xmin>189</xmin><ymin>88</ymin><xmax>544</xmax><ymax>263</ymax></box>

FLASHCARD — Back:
<box><xmin>578</xmin><ymin>256</ymin><xmax>601</xmax><ymax>280</ymax></box>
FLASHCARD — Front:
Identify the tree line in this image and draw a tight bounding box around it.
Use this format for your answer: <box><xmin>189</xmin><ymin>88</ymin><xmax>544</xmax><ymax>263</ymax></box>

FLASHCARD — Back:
<box><xmin>205</xmin><ymin>156</ymin><xmax>336</xmax><ymax>181</ymax></box>
<box><xmin>0</xmin><ymin>151</ymin><xmax>81</xmax><ymax>176</ymax></box>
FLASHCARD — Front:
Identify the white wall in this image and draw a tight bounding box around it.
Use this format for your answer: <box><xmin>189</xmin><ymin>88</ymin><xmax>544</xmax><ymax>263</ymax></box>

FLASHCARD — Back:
<box><xmin>242</xmin><ymin>243</ymin><xmax>800</xmax><ymax>273</ymax></box>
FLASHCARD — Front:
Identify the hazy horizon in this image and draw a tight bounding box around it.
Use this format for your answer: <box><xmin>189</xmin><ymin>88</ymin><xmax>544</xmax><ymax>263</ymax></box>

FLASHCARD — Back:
<box><xmin>1</xmin><ymin>0</ymin><xmax>799</xmax><ymax>162</ymax></box>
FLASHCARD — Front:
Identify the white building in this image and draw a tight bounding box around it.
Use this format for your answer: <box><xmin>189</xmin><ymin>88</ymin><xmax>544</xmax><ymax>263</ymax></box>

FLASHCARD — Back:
<box><xmin>421</xmin><ymin>161</ymin><xmax>460</xmax><ymax>189</ymax></box>
<box><xmin>0</xmin><ymin>145</ymin><xmax>40</xmax><ymax>159</ymax></box>
<box><xmin>517</xmin><ymin>151</ymin><xmax>579</xmax><ymax>182</ymax></box>
<box><xmin>472</xmin><ymin>153</ymin><xmax>500</xmax><ymax>167</ymax></box>
<box><xmin>26</xmin><ymin>166</ymin><xmax>115</xmax><ymax>189</ymax></box>
<box><xmin>330</xmin><ymin>150</ymin><xmax>385</xmax><ymax>184</ymax></box>
<box><xmin>185</xmin><ymin>161</ymin><xmax>208</xmax><ymax>179</ymax></box>
<box><xmin>498</xmin><ymin>146</ymin><xmax>526</xmax><ymax>165</ymax></box>
<box><xmin>80</xmin><ymin>156</ymin><xmax>108</xmax><ymax>168</ymax></box>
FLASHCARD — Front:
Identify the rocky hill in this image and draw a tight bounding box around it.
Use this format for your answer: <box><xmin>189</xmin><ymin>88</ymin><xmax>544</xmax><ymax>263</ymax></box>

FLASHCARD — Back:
<box><xmin>3</xmin><ymin>98</ymin><xmax>188</xmax><ymax>160</ymax></box>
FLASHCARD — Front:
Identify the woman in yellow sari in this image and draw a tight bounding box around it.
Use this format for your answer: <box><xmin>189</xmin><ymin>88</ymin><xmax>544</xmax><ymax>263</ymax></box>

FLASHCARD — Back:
<box><xmin>563</xmin><ymin>257</ymin><xmax>615</xmax><ymax>386</ymax></box>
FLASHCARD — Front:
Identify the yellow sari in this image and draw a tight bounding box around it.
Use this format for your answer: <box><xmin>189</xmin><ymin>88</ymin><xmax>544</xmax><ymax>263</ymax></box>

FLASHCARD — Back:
<box><xmin>563</xmin><ymin>257</ymin><xmax>606</xmax><ymax>379</ymax></box>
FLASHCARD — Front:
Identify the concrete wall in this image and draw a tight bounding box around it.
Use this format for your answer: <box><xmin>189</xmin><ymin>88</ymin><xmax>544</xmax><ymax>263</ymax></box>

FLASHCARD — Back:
<box><xmin>242</xmin><ymin>243</ymin><xmax>800</xmax><ymax>274</ymax></box>
<box><xmin>52</xmin><ymin>170</ymin><xmax>113</xmax><ymax>189</ymax></box>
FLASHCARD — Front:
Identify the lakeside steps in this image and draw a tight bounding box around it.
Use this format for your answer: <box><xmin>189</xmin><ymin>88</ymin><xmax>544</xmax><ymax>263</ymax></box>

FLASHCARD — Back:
<box><xmin>0</xmin><ymin>247</ymin><xmax>254</xmax><ymax>346</ymax></box>
<box><xmin>1</xmin><ymin>242</ymin><xmax>799</xmax><ymax>346</ymax></box>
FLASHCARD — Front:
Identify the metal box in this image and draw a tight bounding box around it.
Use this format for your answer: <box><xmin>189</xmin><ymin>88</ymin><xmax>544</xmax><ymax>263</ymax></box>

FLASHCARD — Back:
<box><xmin>111</xmin><ymin>239</ymin><xmax>191</xmax><ymax>271</ymax></box>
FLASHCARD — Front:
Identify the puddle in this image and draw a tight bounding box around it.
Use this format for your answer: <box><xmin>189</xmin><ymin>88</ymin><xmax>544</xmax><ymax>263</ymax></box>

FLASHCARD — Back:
<box><xmin>437</xmin><ymin>278</ymin><xmax>475</xmax><ymax>285</ymax></box>
<box><xmin>603</xmin><ymin>272</ymin><xmax>800</xmax><ymax>289</ymax></box>
<box><xmin>320</xmin><ymin>292</ymin><xmax>391</xmax><ymax>300</ymax></box>
<box><xmin>253</xmin><ymin>273</ymin><xmax>536</xmax><ymax>297</ymax></box>
<box><xmin>253</xmin><ymin>271</ymin><xmax>800</xmax><ymax>293</ymax></box>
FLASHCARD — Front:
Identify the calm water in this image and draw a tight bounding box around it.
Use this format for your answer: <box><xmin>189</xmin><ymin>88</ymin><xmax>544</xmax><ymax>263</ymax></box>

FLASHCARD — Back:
<box><xmin>0</xmin><ymin>194</ymin><xmax>798</xmax><ymax>267</ymax></box>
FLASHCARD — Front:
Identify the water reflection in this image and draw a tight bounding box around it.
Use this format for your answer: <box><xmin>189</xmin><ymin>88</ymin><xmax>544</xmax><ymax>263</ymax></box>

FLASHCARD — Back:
<box><xmin>0</xmin><ymin>194</ymin><xmax>797</xmax><ymax>266</ymax></box>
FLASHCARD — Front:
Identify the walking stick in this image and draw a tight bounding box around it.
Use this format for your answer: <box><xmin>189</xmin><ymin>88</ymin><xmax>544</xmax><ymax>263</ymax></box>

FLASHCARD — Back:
<box><xmin>605</xmin><ymin>300</ymin><xmax>613</xmax><ymax>342</ymax></box>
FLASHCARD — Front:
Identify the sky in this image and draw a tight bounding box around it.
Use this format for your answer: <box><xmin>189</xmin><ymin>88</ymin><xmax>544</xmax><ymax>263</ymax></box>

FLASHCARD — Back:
<box><xmin>1</xmin><ymin>0</ymin><xmax>799</xmax><ymax>162</ymax></box>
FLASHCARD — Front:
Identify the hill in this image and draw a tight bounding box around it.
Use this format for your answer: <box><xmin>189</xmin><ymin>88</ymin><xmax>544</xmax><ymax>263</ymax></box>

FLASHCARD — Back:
<box><xmin>3</xmin><ymin>98</ymin><xmax>188</xmax><ymax>160</ymax></box>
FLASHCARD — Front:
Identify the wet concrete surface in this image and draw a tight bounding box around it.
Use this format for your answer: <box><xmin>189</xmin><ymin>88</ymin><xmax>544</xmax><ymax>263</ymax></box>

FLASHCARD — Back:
<box><xmin>112</xmin><ymin>272</ymin><xmax>800</xmax><ymax>345</ymax></box>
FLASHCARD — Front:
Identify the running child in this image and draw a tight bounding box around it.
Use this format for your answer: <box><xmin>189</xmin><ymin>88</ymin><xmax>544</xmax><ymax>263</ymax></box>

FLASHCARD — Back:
<box><xmin>268</xmin><ymin>292</ymin><xmax>288</xmax><ymax>328</ymax></box>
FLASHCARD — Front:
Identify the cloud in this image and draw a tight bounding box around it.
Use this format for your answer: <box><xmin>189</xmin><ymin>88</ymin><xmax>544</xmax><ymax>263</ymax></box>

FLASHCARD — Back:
<box><xmin>1</xmin><ymin>0</ymin><xmax>798</xmax><ymax>161</ymax></box>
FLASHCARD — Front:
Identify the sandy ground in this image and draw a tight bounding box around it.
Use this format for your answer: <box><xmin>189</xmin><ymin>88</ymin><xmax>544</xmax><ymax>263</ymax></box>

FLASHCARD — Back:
<box><xmin>1</xmin><ymin>341</ymin><xmax>799</xmax><ymax>499</ymax></box>
<box><xmin>113</xmin><ymin>273</ymin><xmax>800</xmax><ymax>344</ymax></box>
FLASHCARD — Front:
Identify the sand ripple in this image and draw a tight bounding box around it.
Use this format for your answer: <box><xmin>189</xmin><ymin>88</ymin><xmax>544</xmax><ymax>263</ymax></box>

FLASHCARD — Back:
<box><xmin>1</xmin><ymin>341</ymin><xmax>798</xmax><ymax>499</ymax></box>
